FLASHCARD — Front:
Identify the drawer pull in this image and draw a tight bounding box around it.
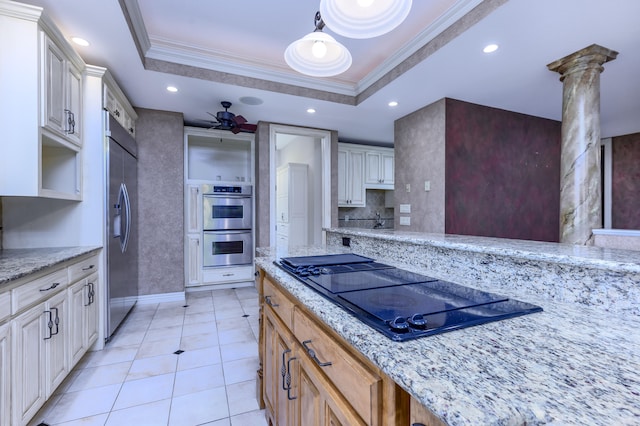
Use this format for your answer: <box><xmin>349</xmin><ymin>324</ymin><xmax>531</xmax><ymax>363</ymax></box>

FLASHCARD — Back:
<box><xmin>40</xmin><ymin>282</ymin><xmax>60</xmax><ymax>292</ymax></box>
<box><xmin>222</xmin><ymin>273</ymin><xmax>234</xmax><ymax>277</ymax></box>
<box><xmin>265</xmin><ymin>295</ymin><xmax>279</xmax><ymax>308</ymax></box>
<box><xmin>82</xmin><ymin>264</ymin><xmax>95</xmax><ymax>271</ymax></box>
<box><xmin>302</xmin><ymin>340</ymin><xmax>332</xmax><ymax>367</ymax></box>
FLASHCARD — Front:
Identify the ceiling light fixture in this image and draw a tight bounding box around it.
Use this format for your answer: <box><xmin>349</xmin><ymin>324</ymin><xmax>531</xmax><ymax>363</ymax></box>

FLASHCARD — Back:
<box><xmin>166</xmin><ymin>86</ymin><xmax>178</xmax><ymax>92</ymax></box>
<box><xmin>307</xmin><ymin>108</ymin><xmax>317</xmax><ymax>114</ymax></box>
<box><xmin>319</xmin><ymin>0</ymin><xmax>412</xmax><ymax>39</ymax></box>
<box><xmin>285</xmin><ymin>11</ymin><xmax>352</xmax><ymax>77</ymax></box>
<box><xmin>483</xmin><ymin>44</ymin><xmax>499</xmax><ymax>53</ymax></box>
<box><xmin>388</xmin><ymin>101</ymin><xmax>398</xmax><ymax>107</ymax></box>
<box><xmin>71</xmin><ymin>36</ymin><xmax>90</xmax><ymax>47</ymax></box>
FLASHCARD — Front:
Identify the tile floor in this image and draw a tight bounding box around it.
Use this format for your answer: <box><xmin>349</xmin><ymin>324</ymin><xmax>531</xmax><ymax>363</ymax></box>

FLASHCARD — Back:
<box><xmin>29</xmin><ymin>287</ymin><xmax>267</xmax><ymax>426</ymax></box>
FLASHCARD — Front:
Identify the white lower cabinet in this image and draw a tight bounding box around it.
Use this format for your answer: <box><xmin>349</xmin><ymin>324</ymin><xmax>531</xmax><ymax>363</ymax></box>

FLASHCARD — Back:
<box><xmin>6</xmin><ymin>253</ymin><xmax>100</xmax><ymax>426</ymax></box>
<box><xmin>0</xmin><ymin>323</ymin><xmax>10</xmax><ymax>426</ymax></box>
<box><xmin>68</xmin><ymin>272</ymin><xmax>99</xmax><ymax>366</ymax></box>
<box><xmin>12</xmin><ymin>301</ymin><xmax>47</xmax><ymax>426</ymax></box>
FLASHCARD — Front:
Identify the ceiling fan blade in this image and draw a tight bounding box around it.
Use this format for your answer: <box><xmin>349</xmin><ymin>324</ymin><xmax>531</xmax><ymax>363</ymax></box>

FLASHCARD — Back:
<box><xmin>233</xmin><ymin>115</ymin><xmax>248</xmax><ymax>125</ymax></box>
<box><xmin>240</xmin><ymin>123</ymin><xmax>257</xmax><ymax>132</ymax></box>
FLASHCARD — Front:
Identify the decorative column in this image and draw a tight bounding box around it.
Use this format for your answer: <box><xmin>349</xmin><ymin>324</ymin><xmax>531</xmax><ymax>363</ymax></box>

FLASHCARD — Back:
<box><xmin>547</xmin><ymin>44</ymin><xmax>618</xmax><ymax>244</ymax></box>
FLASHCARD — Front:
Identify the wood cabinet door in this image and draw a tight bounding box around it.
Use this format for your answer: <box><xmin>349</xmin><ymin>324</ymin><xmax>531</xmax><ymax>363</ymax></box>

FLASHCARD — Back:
<box><xmin>12</xmin><ymin>303</ymin><xmax>46</xmax><ymax>426</ymax></box>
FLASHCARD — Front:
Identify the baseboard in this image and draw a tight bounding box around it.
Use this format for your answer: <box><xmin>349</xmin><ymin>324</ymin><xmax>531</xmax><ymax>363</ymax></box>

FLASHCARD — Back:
<box><xmin>137</xmin><ymin>291</ymin><xmax>186</xmax><ymax>305</ymax></box>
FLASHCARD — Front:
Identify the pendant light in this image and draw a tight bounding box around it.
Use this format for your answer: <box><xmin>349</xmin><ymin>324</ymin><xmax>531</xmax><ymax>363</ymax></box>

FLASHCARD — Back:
<box><xmin>319</xmin><ymin>0</ymin><xmax>412</xmax><ymax>39</ymax></box>
<box><xmin>284</xmin><ymin>12</ymin><xmax>352</xmax><ymax>77</ymax></box>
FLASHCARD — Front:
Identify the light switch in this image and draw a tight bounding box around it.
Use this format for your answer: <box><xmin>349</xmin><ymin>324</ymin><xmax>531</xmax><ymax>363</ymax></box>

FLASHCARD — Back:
<box><xmin>424</xmin><ymin>180</ymin><xmax>431</xmax><ymax>191</ymax></box>
<box><xmin>405</xmin><ymin>183</ymin><xmax>411</xmax><ymax>192</ymax></box>
<box><xmin>399</xmin><ymin>216</ymin><xmax>411</xmax><ymax>226</ymax></box>
<box><xmin>399</xmin><ymin>204</ymin><xmax>411</xmax><ymax>213</ymax></box>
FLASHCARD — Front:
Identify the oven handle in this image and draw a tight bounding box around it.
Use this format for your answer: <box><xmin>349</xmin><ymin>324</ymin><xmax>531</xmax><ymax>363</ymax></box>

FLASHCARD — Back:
<box><xmin>203</xmin><ymin>230</ymin><xmax>252</xmax><ymax>234</ymax></box>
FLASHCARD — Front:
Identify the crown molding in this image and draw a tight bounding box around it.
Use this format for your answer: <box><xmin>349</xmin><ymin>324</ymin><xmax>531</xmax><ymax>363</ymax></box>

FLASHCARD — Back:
<box><xmin>356</xmin><ymin>0</ymin><xmax>485</xmax><ymax>93</ymax></box>
<box><xmin>145</xmin><ymin>36</ymin><xmax>358</xmax><ymax>96</ymax></box>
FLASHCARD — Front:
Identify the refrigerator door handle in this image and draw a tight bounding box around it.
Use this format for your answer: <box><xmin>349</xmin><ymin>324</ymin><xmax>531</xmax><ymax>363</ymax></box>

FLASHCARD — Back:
<box><xmin>121</xmin><ymin>182</ymin><xmax>132</xmax><ymax>253</ymax></box>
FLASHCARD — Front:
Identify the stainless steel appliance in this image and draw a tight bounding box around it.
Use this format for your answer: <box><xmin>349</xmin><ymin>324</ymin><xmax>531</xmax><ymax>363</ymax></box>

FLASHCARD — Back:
<box><xmin>202</xmin><ymin>185</ymin><xmax>252</xmax><ymax>231</ymax></box>
<box><xmin>105</xmin><ymin>113</ymin><xmax>138</xmax><ymax>340</ymax></box>
<box><xmin>203</xmin><ymin>230</ymin><xmax>253</xmax><ymax>267</ymax></box>
<box><xmin>276</xmin><ymin>254</ymin><xmax>542</xmax><ymax>341</ymax></box>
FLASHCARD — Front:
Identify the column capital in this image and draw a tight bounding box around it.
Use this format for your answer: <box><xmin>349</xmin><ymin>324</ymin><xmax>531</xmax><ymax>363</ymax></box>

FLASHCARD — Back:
<box><xmin>547</xmin><ymin>44</ymin><xmax>618</xmax><ymax>81</ymax></box>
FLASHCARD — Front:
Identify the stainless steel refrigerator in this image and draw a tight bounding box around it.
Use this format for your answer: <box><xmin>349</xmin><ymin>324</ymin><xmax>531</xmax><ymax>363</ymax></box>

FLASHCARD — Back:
<box><xmin>105</xmin><ymin>113</ymin><xmax>138</xmax><ymax>340</ymax></box>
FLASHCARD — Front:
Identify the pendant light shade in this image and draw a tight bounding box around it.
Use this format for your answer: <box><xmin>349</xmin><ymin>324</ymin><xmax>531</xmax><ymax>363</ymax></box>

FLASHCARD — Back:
<box><xmin>284</xmin><ymin>13</ymin><xmax>352</xmax><ymax>77</ymax></box>
<box><xmin>319</xmin><ymin>0</ymin><xmax>412</xmax><ymax>39</ymax></box>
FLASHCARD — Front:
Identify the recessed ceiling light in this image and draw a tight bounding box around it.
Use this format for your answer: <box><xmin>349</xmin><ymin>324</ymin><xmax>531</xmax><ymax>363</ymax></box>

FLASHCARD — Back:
<box><xmin>307</xmin><ymin>108</ymin><xmax>316</xmax><ymax>114</ymax></box>
<box><xmin>166</xmin><ymin>86</ymin><xmax>178</xmax><ymax>93</ymax></box>
<box><xmin>239</xmin><ymin>96</ymin><xmax>263</xmax><ymax>105</ymax></box>
<box><xmin>483</xmin><ymin>44</ymin><xmax>499</xmax><ymax>53</ymax></box>
<box><xmin>388</xmin><ymin>101</ymin><xmax>398</xmax><ymax>107</ymax></box>
<box><xmin>71</xmin><ymin>37</ymin><xmax>89</xmax><ymax>47</ymax></box>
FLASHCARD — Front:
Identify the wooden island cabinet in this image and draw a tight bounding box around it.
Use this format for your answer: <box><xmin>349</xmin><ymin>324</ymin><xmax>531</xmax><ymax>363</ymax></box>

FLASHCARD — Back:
<box><xmin>256</xmin><ymin>270</ymin><xmax>413</xmax><ymax>426</ymax></box>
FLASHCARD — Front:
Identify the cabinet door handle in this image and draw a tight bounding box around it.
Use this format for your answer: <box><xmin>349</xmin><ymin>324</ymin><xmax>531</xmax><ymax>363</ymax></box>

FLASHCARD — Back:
<box><xmin>44</xmin><ymin>310</ymin><xmax>54</xmax><ymax>340</ymax></box>
<box><xmin>281</xmin><ymin>349</ymin><xmax>291</xmax><ymax>391</ymax></box>
<box><xmin>40</xmin><ymin>282</ymin><xmax>60</xmax><ymax>292</ymax></box>
<box><xmin>286</xmin><ymin>356</ymin><xmax>297</xmax><ymax>400</ymax></box>
<box><xmin>52</xmin><ymin>307</ymin><xmax>60</xmax><ymax>336</ymax></box>
<box><xmin>265</xmin><ymin>295</ymin><xmax>279</xmax><ymax>308</ymax></box>
<box><xmin>82</xmin><ymin>264</ymin><xmax>95</xmax><ymax>271</ymax></box>
<box><xmin>302</xmin><ymin>340</ymin><xmax>332</xmax><ymax>367</ymax></box>
<box><xmin>64</xmin><ymin>109</ymin><xmax>76</xmax><ymax>134</ymax></box>
<box><xmin>85</xmin><ymin>282</ymin><xmax>95</xmax><ymax>306</ymax></box>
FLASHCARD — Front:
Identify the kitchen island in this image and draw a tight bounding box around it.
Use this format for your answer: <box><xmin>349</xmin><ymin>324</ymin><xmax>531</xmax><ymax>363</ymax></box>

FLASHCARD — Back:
<box><xmin>255</xmin><ymin>229</ymin><xmax>640</xmax><ymax>425</ymax></box>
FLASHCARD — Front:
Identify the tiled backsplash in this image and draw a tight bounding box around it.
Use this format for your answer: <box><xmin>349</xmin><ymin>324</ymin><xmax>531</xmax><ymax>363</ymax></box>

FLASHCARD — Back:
<box><xmin>339</xmin><ymin>189</ymin><xmax>394</xmax><ymax>229</ymax></box>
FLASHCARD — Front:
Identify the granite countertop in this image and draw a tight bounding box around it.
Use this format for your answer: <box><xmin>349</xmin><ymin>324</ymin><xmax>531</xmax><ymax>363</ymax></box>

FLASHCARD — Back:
<box><xmin>0</xmin><ymin>246</ymin><xmax>102</xmax><ymax>285</ymax></box>
<box><xmin>256</xmin><ymin>245</ymin><xmax>640</xmax><ymax>425</ymax></box>
<box><xmin>327</xmin><ymin>228</ymin><xmax>640</xmax><ymax>273</ymax></box>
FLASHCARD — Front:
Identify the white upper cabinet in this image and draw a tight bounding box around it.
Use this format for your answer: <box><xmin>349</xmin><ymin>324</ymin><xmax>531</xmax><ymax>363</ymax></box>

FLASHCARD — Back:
<box><xmin>338</xmin><ymin>144</ymin><xmax>366</xmax><ymax>207</ymax></box>
<box><xmin>103</xmin><ymin>73</ymin><xmax>137</xmax><ymax>137</ymax></box>
<box><xmin>365</xmin><ymin>147</ymin><xmax>394</xmax><ymax>189</ymax></box>
<box><xmin>0</xmin><ymin>2</ymin><xmax>85</xmax><ymax>200</ymax></box>
<box><xmin>42</xmin><ymin>33</ymin><xmax>83</xmax><ymax>146</ymax></box>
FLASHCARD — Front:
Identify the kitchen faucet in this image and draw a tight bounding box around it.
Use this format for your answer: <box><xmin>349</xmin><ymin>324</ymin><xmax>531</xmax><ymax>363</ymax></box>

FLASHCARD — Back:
<box><xmin>373</xmin><ymin>211</ymin><xmax>385</xmax><ymax>229</ymax></box>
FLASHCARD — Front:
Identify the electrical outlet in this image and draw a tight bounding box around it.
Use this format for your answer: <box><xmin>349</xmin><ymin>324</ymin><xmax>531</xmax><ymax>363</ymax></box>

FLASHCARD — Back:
<box><xmin>424</xmin><ymin>180</ymin><xmax>431</xmax><ymax>191</ymax></box>
<box><xmin>405</xmin><ymin>183</ymin><xmax>411</xmax><ymax>192</ymax></box>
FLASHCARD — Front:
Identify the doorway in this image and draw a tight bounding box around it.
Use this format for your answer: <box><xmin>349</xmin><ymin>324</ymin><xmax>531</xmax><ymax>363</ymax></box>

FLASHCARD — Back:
<box><xmin>269</xmin><ymin>124</ymin><xmax>331</xmax><ymax>249</ymax></box>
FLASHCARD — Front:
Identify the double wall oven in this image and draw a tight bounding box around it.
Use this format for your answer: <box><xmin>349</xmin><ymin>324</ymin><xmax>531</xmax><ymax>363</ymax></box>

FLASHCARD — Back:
<box><xmin>202</xmin><ymin>184</ymin><xmax>253</xmax><ymax>267</ymax></box>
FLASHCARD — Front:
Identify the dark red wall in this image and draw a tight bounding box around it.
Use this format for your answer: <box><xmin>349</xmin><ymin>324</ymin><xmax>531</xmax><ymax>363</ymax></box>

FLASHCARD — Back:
<box><xmin>612</xmin><ymin>132</ymin><xmax>640</xmax><ymax>229</ymax></box>
<box><xmin>444</xmin><ymin>99</ymin><xmax>561</xmax><ymax>242</ymax></box>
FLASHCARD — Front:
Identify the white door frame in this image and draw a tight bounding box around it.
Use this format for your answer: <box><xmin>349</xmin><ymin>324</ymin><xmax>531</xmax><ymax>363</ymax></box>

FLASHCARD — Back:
<box><xmin>269</xmin><ymin>124</ymin><xmax>332</xmax><ymax>247</ymax></box>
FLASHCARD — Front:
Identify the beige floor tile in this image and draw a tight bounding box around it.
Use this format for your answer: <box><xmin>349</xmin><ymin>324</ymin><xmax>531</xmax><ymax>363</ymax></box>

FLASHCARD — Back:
<box><xmin>50</xmin><ymin>413</ymin><xmax>109</xmax><ymax>426</ymax></box>
<box><xmin>222</xmin><ymin>357</ymin><xmax>260</xmax><ymax>385</ymax></box>
<box><xmin>42</xmin><ymin>384</ymin><xmax>121</xmax><ymax>424</ymax></box>
<box><xmin>67</xmin><ymin>361</ymin><xmax>132</xmax><ymax>392</ymax></box>
<box><xmin>177</xmin><ymin>346</ymin><xmax>222</xmax><ymax>371</ymax></box>
<box><xmin>169</xmin><ymin>387</ymin><xmax>229</xmax><ymax>426</ymax></box>
<box><xmin>220</xmin><ymin>341</ymin><xmax>259</xmax><ymax>362</ymax></box>
<box><xmin>230</xmin><ymin>409</ymin><xmax>268</xmax><ymax>426</ymax></box>
<box><xmin>127</xmin><ymin>353</ymin><xmax>178</xmax><ymax>381</ymax></box>
<box><xmin>136</xmin><ymin>335</ymin><xmax>182</xmax><ymax>359</ymax></box>
<box><xmin>180</xmin><ymin>331</ymin><xmax>219</xmax><ymax>351</ymax></box>
<box><xmin>226</xmin><ymin>380</ymin><xmax>261</xmax><ymax>416</ymax></box>
<box><xmin>112</xmin><ymin>373</ymin><xmax>175</xmax><ymax>411</ymax></box>
<box><xmin>105</xmin><ymin>398</ymin><xmax>171</xmax><ymax>426</ymax></box>
<box><xmin>173</xmin><ymin>364</ymin><xmax>225</xmax><ymax>397</ymax></box>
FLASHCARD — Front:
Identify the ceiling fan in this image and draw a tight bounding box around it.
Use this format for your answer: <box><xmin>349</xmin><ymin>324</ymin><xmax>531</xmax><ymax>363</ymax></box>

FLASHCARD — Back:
<box><xmin>205</xmin><ymin>101</ymin><xmax>257</xmax><ymax>134</ymax></box>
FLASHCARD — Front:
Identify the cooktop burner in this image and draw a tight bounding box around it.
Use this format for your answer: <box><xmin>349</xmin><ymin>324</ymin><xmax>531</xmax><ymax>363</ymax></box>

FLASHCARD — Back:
<box><xmin>275</xmin><ymin>254</ymin><xmax>542</xmax><ymax>341</ymax></box>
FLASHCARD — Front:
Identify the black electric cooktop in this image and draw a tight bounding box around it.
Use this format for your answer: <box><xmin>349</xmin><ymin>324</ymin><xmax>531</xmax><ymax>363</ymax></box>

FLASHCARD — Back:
<box><xmin>276</xmin><ymin>254</ymin><xmax>542</xmax><ymax>341</ymax></box>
